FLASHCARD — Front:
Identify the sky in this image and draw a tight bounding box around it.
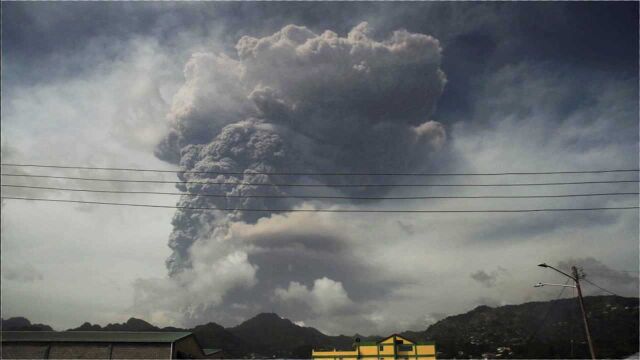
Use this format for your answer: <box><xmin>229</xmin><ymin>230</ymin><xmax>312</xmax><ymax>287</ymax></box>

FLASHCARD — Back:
<box><xmin>1</xmin><ymin>2</ymin><xmax>639</xmax><ymax>335</ymax></box>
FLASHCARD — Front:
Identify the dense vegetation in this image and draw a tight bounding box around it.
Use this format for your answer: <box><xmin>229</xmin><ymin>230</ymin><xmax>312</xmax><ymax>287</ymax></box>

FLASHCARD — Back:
<box><xmin>421</xmin><ymin>296</ymin><xmax>639</xmax><ymax>358</ymax></box>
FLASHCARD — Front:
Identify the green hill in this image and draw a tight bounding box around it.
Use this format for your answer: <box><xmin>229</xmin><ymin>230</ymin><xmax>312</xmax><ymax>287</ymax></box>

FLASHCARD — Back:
<box><xmin>420</xmin><ymin>295</ymin><xmax>639</xmax><ymax>358</ymax></box>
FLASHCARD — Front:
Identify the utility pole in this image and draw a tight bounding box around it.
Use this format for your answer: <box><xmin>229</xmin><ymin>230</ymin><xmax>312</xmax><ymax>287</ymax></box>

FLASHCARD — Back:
<box><xmin>536</xmin><ymin>263</ymin><xmax>597</xmax><ymax>359</ymax></box>
<box><xmin>572</xmin><ymin>266</ymin><xmax>596</xmax><ymax>360</ymax></box>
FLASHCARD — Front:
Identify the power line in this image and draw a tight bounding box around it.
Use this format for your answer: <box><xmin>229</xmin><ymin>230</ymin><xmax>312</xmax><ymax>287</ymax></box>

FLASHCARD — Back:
<box><xmin>526</xmin><ymin>278</ymin><xmax>572</xmax><ymax>345</ymax></box>
<box><xmin>581</xmin><ymin>278</ymin><xmax>622</xmax><ymax>297</ymax></box>
<box><xmin>1</xmin><ymin>163</ymin><xmax>638</xmax><ymax>176</ymax></box>
<box><xmin>2</xmin><ymin>184</ymin><xmax>638</xmax><ymax>201</ymax></box>
<box><xmin>1</xmin><ymin>173</ymin><xmax>638</xmax><ymax>187</ymax></box>
<box><xmin>581</xmin><ymin>268</ymin><xmax>640</xmax><ymax>273</ymax></box>
<box><xmin>1</xmin><ymin>196</ymin><xmax>638</xmax><ymax>213</ymax></box>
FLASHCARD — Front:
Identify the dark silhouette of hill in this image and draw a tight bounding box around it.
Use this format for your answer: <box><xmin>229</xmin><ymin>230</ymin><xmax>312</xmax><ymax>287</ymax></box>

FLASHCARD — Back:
<box><xmin>62</xmin><ymin>312</ymin><xmax>353</xmax><ymax>357</ymax></box>
<box><xmin>227</xmin><ymin>313</ymin><xmax>336</xmax><ymax>357</ymax></box>
<box><xmin>67</xmin><ymin>318</ymin><xmax>247</xmax><ymax>357</ymax></box>
<box><xmin>5</xmin><ymin>295</ymin><xmax>638</xmax><ymax>358</ymax></box>
<box><xmin>191</xmin><ymin>322</ymin><xmax>248</xmax><ymax>357</ymax></box>
<box><xmin>69</xmin><ymin>318</ymin><xmax>161</xmax><ymax>332</ymax></box>
<box><xmin>421</xmin><ymin>295</ymin><xmax>639</xmax><ymax>358</ymax></box>
<box><xmin>1</xmin><ymin>317</ymin><xmax>53</xmax><ymax>331</ymax></box>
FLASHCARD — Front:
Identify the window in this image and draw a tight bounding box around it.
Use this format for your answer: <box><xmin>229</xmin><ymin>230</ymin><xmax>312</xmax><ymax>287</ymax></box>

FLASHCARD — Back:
<box><xmin>379</xmin><ymin>345</ymin><xmax>384</xmax><ymax>351</ymax></box>
<box><xmin>398</xmin><ymin>345</ymin><xmax>413</xmax><ymax>352</ymax></box>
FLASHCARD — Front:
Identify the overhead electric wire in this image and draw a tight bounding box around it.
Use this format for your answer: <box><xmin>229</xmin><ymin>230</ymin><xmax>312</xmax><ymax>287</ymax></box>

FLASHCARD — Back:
<box><xmin>581</xmin><ymin>278</ymin><xmax>622</xmax><ymax>297</ymax></box>
<box><xmin>1</xmin><ymin>196</ymin><xmax>638</xmax><ymax>213</ymax></box>
<box><xmin>2</xmin><ymin>184</ymin><xmax>639</xmax><ymax>201</ymax></box>
<box><xmin>1</xmin><ymin>173</ymin><xmax>638</xmax><ymax>187</ymax></box>
<box><xmin>1</xmin><ymin>163</ymin><xmax>639</xmax><ymax>176</ymax></box>
<box><xmin>581</xmin><ymin>268</ymin><xmax>640</xmax><ymax>273</ymax></box>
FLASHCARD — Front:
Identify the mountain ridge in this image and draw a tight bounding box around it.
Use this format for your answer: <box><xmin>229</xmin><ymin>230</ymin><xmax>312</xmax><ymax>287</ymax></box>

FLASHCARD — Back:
<box><xmin>2</xmin><ymin>295</ymin><xmax>638</xmax><ymax>358</ymax></box>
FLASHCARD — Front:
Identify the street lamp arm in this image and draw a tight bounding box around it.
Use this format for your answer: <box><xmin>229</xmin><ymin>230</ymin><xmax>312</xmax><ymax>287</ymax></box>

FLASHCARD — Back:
<box><xmin>538</xmin><ymin>263</ymin><xmax>576</xmax><ymax>281</ymax></box>
<box><xmin>534</xmin><ymin>282</ymin><xmax>576</xmax><ymax>288</ymax></box>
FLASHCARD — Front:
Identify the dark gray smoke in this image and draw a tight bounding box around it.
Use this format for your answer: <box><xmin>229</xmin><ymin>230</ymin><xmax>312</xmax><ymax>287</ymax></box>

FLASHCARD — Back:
<box><xmin>140</xmin><ymin>22</ymin><xmax>447</xmax><ymax>330</ymax></box>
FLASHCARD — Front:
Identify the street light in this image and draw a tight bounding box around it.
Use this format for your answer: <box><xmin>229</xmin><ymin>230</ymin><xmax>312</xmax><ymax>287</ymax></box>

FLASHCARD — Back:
<box><xmin>533</xmin><ymin>282</ymin><xmax>576</xmax><ymax>288</ymax></box>
<box><xmin>536</xmin><ymin>262</ymin><xmax>596</xmax><ymax>360</ymax></box>
<box><xmin>537</xmin><ymin>263</ymin><xmax>576</xmax><ymax>280</ymax></box>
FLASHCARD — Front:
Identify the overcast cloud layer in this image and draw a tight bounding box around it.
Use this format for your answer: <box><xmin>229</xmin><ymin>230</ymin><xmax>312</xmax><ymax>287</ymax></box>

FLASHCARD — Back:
<box><xmin>2</xmin><ymin>2</ymin><xmax>638</xmax><ymax>335</ymax></box>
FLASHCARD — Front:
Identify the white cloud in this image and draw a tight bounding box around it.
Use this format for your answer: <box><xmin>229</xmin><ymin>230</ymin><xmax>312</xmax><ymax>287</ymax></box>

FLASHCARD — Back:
<box><xmin>1</xmin><ymin>36</ymin><xmax>186</xmax><ymax>329</ymax></box>
<box><xmin>133</xmin><ymin>250</ymin><xmax>258</xmax><ymax>326</ymax></box>
<box><xmin>275</xmin><ymin>277</ymin><xmax>354</xmax><ymax>315</ymax></box>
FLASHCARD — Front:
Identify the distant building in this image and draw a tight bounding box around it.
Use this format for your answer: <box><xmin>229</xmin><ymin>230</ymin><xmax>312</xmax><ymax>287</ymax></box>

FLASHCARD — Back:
<box><xmin>0</xmin><ymin>331</ymin><xmax>221</xmax><ymax>359</ymax></box>
<box><xmin>312</xmin><ymin>334</ymin><xmax>436</xmax><ymax>360</ymax></box>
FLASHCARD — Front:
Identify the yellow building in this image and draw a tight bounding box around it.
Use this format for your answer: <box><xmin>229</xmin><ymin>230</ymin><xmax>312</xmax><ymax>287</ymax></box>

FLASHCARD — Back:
<box><xmin>312</xmin><ymin>334</ymin><xmax>436</xmax><ymax>360</ymax></box>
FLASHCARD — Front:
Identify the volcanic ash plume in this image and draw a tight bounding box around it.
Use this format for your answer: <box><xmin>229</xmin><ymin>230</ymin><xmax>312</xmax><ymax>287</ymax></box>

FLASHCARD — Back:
<box><xmin>142</xmin><ymin>22</ymin><xmax>447</xmax><ymax>327</ymax></box>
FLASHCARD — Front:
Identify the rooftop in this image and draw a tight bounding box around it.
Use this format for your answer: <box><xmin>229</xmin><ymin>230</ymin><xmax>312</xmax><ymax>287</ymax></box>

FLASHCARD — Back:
<box><xmin>1</xmin><ymin>331</ymin><xmax>193</xmax><ymax>343</ymax></box>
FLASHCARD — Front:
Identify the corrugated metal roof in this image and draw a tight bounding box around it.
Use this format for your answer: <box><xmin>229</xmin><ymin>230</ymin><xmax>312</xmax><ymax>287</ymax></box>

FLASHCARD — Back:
<box><xmin>1</xmin><ymin>331</ymin><xmax>192</xmax><ymax>343</ymax></box>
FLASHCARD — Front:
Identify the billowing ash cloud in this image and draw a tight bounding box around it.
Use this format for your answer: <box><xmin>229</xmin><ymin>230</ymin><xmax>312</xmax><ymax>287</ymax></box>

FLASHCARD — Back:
<box><xmin>139</xmin><ymin>22</ymin><xmax>447</xmax><ymax>331</ymax></box>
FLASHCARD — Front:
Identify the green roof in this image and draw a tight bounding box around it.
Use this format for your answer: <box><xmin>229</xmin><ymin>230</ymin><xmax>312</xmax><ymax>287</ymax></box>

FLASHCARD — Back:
<box><xmin>1</xmin><ymin>331</ymin><xmax>193</xmax><ymax>343</ymax></box>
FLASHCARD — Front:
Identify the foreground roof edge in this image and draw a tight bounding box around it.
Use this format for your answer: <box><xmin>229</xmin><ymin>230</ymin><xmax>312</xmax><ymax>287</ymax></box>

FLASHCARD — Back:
<box><xmin>1</xmin><ymin>331</ymin><xmax>194</xmax><ymax>343</ymax></box>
